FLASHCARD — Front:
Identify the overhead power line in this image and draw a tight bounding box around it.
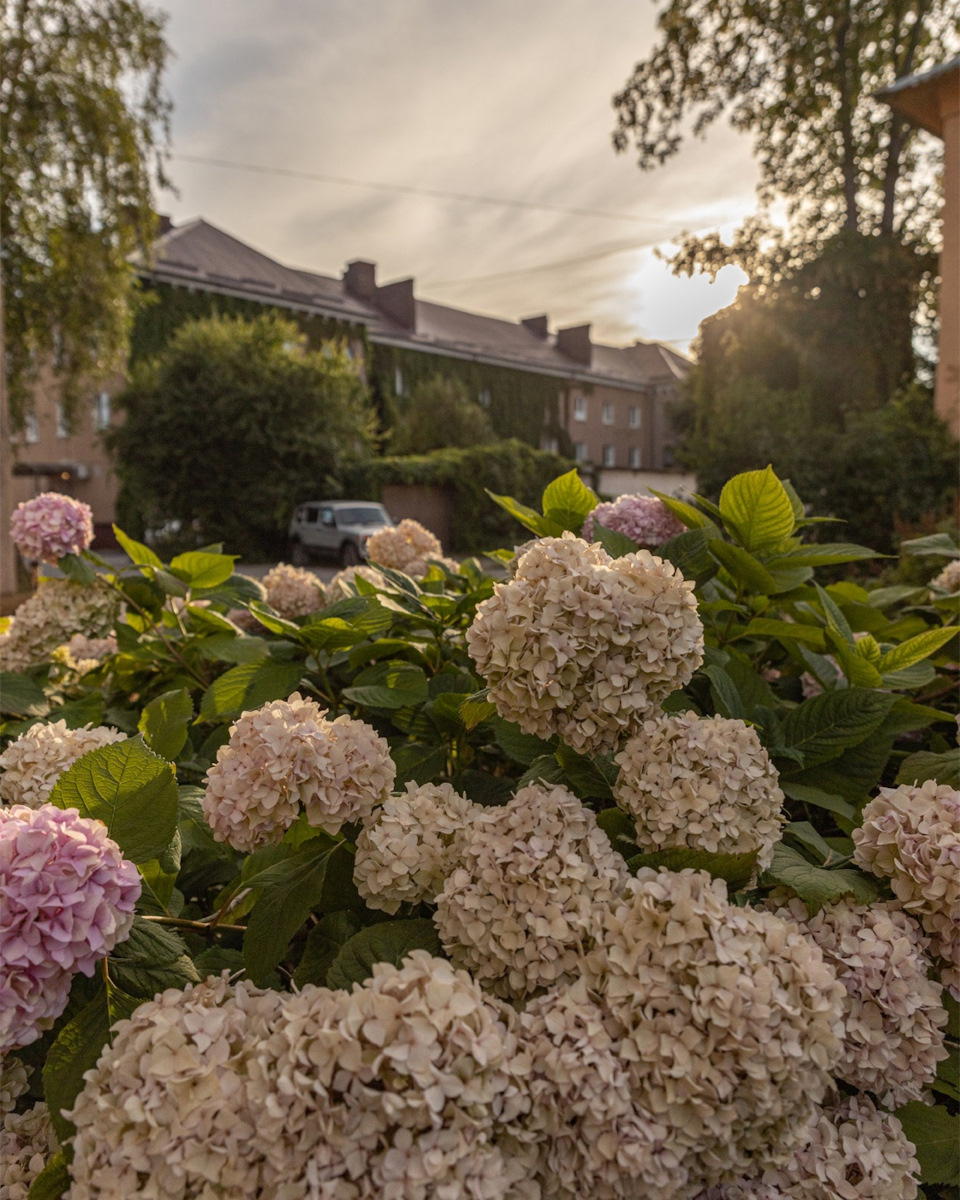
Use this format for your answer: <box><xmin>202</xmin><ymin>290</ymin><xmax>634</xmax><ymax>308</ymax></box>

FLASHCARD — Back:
<box><xmin>172</xmin><ymin>152</ymin><xmax>683</xmax><ymax>229</ymax></box>
<box><xmin>423</xmin><ymin>234</ymin><xmax>667</xmax><ymax>288</ymax></box>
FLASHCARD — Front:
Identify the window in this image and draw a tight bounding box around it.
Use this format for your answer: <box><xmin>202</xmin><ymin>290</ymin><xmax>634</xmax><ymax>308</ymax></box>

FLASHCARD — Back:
<box><xmin>628</xmin><ymin>405</ymin><xmax>641</xmax><ymax>429</ymax></box>
<box><xmin>93</xmin><ymin>391</ymin><xmax>111</xmax><ymax>432</ymax></box>
<box><xmin>601</xmin><ymin>401</ymin><xmax>615</xmax><ymax>426</ymax></box>
<box><xmin>629</xmin><ymin>446</ymin><xmax>642</xmax><ymax>469</ymax></box>
<box><xmin>24</xmin><ymin>411</ymin><xmax>39</xmax><ymax>444</ymax></box>
<box><xmin>56</xmin><ymin>403</ymin><xmax>70</xmax><ymax>439</ymax></box>
<box><xmin>602</xmin><ymin>444</ymin><xmax>616</xmax><ymax>468</ymax></box>
<box><xmin>541</xmin><ymin>435</ymin><xmax>559</xmax><ymax>454</ymax></box>
<box><xmin>394</xmin><ymin>367</ymin><xmax>405</xmax><ymax>396</ymax></box>
<box><xmin>574</xmin><ymin>442</ymin><xmax>588</xmax><ymax>463</ymax></box>
<box><xmin>573</xmin><ymin>395</ymin><xmax>588</xmax><ymax>422</ymax></box>
<box><xmin>303</xmin><ymin>506</ymin><xmax>319</xmax><ymax>524</ymax></box>
<box><xmin>478</xmin><ymin>387</ymin><xmax>491</xmax><ymax>409</ymax></box>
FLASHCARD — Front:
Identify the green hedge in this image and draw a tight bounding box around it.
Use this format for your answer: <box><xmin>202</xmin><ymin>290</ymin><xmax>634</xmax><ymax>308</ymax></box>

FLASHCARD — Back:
<box><xmin>341</xmin><ymin>440</ymin><xmax>576</xmax><ymax>552</ymax></box>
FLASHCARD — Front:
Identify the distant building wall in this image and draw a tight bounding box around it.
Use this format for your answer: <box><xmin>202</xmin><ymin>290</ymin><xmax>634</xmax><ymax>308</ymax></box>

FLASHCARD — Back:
<box><xmin>380</xmin><ymin>484</ymin><xmax>454</xmax><ymax>550</ymax></box>
<box><xmin>597</xmin><ymin>468</ymin><xmax>697</xmax><ymax>500</ymax></box>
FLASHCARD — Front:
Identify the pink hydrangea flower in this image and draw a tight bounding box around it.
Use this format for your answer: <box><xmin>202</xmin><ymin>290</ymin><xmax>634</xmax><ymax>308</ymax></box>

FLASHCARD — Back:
<box><xmin>10</xmin><ymin>493</ymin><xmax>94</xmax><ymax>564</ymax></box>
<box><xmin>0</xmin><ymin>804</ymin><xmax>141</xmax><ymax>1050</ymax></box>
<box><xmin>582</xmin><ymin>494</ymin><xmax>684</xmax><ymax>547</ymax></box>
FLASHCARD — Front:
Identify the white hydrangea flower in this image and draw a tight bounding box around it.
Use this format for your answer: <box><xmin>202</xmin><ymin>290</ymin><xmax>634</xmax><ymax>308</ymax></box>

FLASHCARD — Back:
<box><xmin>262</xmin><ymin>563</ymin><xmax>325</xmax><ymax>619</ymax></box>
<box><xmin>203</xmin><ymin>693</ymin><xmax>395</xmax><ymax>851</ymax></box>
<box><xmin>0</xmin><ymin>1102</ymin><xmax>57</xmax><ymax>1200</ymax></box>
<box><xmin>575</xmin><ymin>869</ymin><xmax>845</xmax><ymax>1193</ymax></box>
<box><xmin>930</xmin><ymin>559</ymin><xmax>960</xmax><ymax>593</ymax></box>
<box><xmin>466</xmin><ymin>533</ymin><xmax>703</xmax><ymax>754</ymax></box>
<box><xmin>0</xmin><ymin>721</ymin><xmax>126</xmax><ymax>809</ymax></box>
<box><xmin>435</xmin><ymin>782</ymin><xmax>629</xmax><ymax>999</ymax></box>
<box><xmin>0</xmin><ymin>1059</ymin><xmax>29</xmax><ymax>1119</ymax></box>
<box><xmin>614</xmin><ymin>712</ymin><xmax>784</xmax><ymax>872</ymax></box>
<box><xmin>0</xmin><ymin>580</ymin><xmax>118</xmax><ymax>673</ymax></box>
<box><xmin>354</xmin><ymin>782</ymin><xmax>477</xmax><ymax>913</ymax></box>
<box><xmin>853</xmin><ymin>780</ymin><xmax>960</xmax><ymax>998</ymax></box>
<box><xmin>366</xmin><ymin>519</ymin><xmax>446</xmax><ymax>577</ymax></box>
<box><xmin>769</xmin><ymin>895</ymin><xmax>948</xmax><ymax>1107</ymax></box>
<box><xmin>253</xmin><ymin>951</ymin><xmax>537</xmax><ymax>1200</ymax></box>
<box><xmin>66</xmin><ymin>976</ymin><xmax>284</xmax><ymax>1200</ymax></box>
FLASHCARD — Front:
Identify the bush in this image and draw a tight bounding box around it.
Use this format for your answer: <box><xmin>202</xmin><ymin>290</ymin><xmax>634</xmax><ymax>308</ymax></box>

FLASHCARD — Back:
<box><xmin>388</xmin><ymin>374</ymin><xmax>496</xmax><ymax>454</ymax></box>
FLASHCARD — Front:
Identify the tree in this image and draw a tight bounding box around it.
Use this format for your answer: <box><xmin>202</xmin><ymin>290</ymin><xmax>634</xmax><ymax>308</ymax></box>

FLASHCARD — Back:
<box><xmin>389</xmin><ymin>376</ymin><xmax>496</xmax><ymax>455</ymax></box>
<box><xmin>1</xmin><ymin>0</ymin><xmax>171</xmax><ymax>421</ymax></box>
<box><xmin>109</xmin><ymin>315</ymin><xmax>378</xmax><ymax>559</ymax></box>
<box><xmin>613</xmin><ymin>1</ymin><xmax>957</xmax><ymax>279</ymax></box>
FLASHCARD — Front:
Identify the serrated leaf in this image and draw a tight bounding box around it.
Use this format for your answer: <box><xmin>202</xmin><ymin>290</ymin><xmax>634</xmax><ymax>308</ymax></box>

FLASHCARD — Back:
<box><xmin>742</xmin><ymin>618</ymin><xmax>826</xmax><ymax>648</ymax></box>
<box><xmin>392</xmin><ymin>742</ymin><xmax>447</xmax><ymax>786</ymax></box>
<box><xmin>493</xmin><ymin>718</ymin><xmax>556</xmax><ymax>765</ymax></box>
<box><xmin>761</xmin><ymin>844</ymin><xmax>878</xmax><ymax>915</ymax></box>
<box><xmin>703</xmin><ymin>665</ymin><xmax>745</xmax><ymax>720</ymax></box>
<box><xmin>454</xmin><ymin>769</ymin><xmax>514</xmax><ymax>807</ymax></box>
<box><xmin>659</xmin><ymin>528</ymin><xmax>717</xmax><ymax>586</ymax></box>
<box><xmin>592</xmin><ymin>522</ymin><xmax>639</xmax><ymax>558</ymax></box>
<box><xmin>897</xmin><ymin>749</ymin><xmax>960</xmax><ymax>788</ymax></box>
<box><xmin>709</xmin><ymin>540</ymin><xmax>778</xmax><ymax>593</ymax></box>
<box><xmin>294</xmin><ymin>911</ymin><xmax>365</xmax><ymax>988</ymax></box>
<box><xmin>815</xmin><ymin>584</ymin><xmax>855</xmax><ymax>646</ymax></box>
<box><xmin>138</xmin><ymin>688</ymin><xmax>193</xmax><ymax>760</ymax></box>
<box><xmin>779</xmin><ymin>690</ymin><xmax>896</xmax><ymax>769</ymax></box>
<box><xmin>486</xmin><ymin>490</ymin><xmax>559</xmax><ymax>537</ymax></box>
<box><xmin>326</xmin><ymin>919</ymin><xmax>442</xmax><ymax>990</ymax></box>
<box><xmin>196</xmin><ymin>633</ymin><xmax>269</xmax><ymax>664</ymax></box>
<box><xmin>627</xmin><ymin>846</ymin><xmax>759</xmax><ymax>890</ymax></box>
<box><xmin>108</xmin><ymin>917</ymin><xmax>200</xmax><ymax>998</ymax></box>
<box><xmin>900</xmin><ymin>532</ymin><xmax>960</xmax><ymax>558</ymax></box>
<box><xmin>596</xmin><ymin>807</ymin><xmax>640</xmax><ymax>857</ymax></box>
<box><xmin>112</xmin><ymin>525</ymin><xmax>162</xmax><ymax>569</ymax></box>
<box><xmin>0</xmin><ymin>672</ymin><xmax>48</xmax><ymax>715</ymax></box>
<box><xmin>517</xmin><ymin>753</ymin><xmax>566</xmax><ymax>789</ymax></box>
<box><xmin>199</xmin><ymin>660</ymin><xmax>304</xmax><ymax>720</ymax></box>
<box><xmin>878</xmin><ymin>626</ymin><xmax>958</xmax><ymax>674</ymax></box>
<box><xmin>460</xmin><ymin>690</ymin><xmax>497</xmax><ymax>730</ymax></box>
<box><xmin>556</xmin><ymin>743</ymin><xmax>616</xmax><ymax>800</ymax></box>
<box><xmin>779</xmin><ymin>781</ymin><xmax>856</xmax><ymax>823</ymax></box>
<box><xmin>343</xmin><ymin>661</ymin><xmax>429</xmax><ymax>710</ymax></box>
<box><xmin>541</xmin><ymin>470</ymin><xmax>599</xmax><ymax>531</ymax></box>
<box><xmin>26</xmin><ymin>1148</ymin><xmax>71</xmax><ymax>1200</ymax></box>
<box><xmin>169</xmin><ymin>551</ymin><xmax>237</xmax><ymax>589</ymax></box>
<box><xmin>648</xmin><ymin>489</ymin><xmax>716</xmax><ymax>532</ymax></box>
<box><xmin>58</xmin><ymin>552</ymin><xmax>97</xmax><ymax>585</ymax></box>
<box><xmin>719</xmin><ymin>467</ymin><xmax>796</xmax><ymax>552</ymax></box>
<box><xmin>766</xmin><ymin>542</ymin><xmax>878</xmax><ymax>568</ymax></box>
<box><xmin>48</xmin><ymin>736</ymin><xmax>178</xmax><ymax>864</ymax></box>
<box><xmin>895</xmin><ymin>1102</ymin><xmax>959</xmax><ymax>1185</ymax></box>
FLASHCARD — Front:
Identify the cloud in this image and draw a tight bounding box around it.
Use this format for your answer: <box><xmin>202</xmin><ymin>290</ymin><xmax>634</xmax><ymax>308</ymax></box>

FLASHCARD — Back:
<box><xmin>158</xmin><ymin>0</ymin><xmax>758</xmax><ymax>348</ymax></box>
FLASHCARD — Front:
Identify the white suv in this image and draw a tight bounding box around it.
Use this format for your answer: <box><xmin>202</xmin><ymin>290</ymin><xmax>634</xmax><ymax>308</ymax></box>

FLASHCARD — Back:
<box><xmin>288</xmin><ymin>501</ymin><xmax>393</xmax><ymax>566</ymax></box>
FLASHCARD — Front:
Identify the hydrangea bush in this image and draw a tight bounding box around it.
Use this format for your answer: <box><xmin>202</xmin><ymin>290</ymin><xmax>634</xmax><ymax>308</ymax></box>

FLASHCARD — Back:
<box><xmin>0</xmin><ymin>467</ymin><xmax>957</xmax><ymax>1199</ymax></box>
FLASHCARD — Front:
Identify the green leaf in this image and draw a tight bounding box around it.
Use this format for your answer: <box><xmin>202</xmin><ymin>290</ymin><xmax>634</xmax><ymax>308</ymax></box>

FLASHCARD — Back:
<box><xmin>27</xmin><ymin>1147</ymin><xmax>71</xmax><ymax>1199</ymax></box>
<box><xmin>709</xmin><ymin>540</ymin><xmax>778</xmax><ymax>593</ymax></box>
<box><xmin>245</xmin><ymin>602</ymin><xmax>303</xmax><ymax>637</ymax></box>
<box><xmin>779</xmin><ymin>780</ymin><xmax>856</xmax><ymax>823</ymax></box>
<box><xmin>591</xmin><ymin>522</ymin><xmax>639</xmax><ymax>558</ymax></box>
<box><xmin>343</xmin><ymin>661</ymin><xmax>430</xmax><ymax>710</ymax></box>
<box><xmin>719</xmin><ymin>466</ymin><xmax>796</xmax><ymax>553</ymax></box>
<box><xmin>112</xmin><ymin>525</ymin><xmax>162</xmax><ymax>569</ymax></box>
<box><xmin>169</xmin><ymin>551</ymin><xmax>237</xmax><ymax>589</ymax></box>
<box><xmin>761</xmin><ymin>844</ymin><xmax>878</xmax><ymax>915</ymax></box>
<box><xmin>741</xmin><ymin>618</ymin><xmax>826</xmax><ymax>648</ymax></box>
<box><xmin>556</xmin><ymin>743</ymin><xmax>616</xmax><ymax>800</ymax></box>
<box><xmin>815</xmin><ymin>584</ymin><xmax>855</xmax><ymax>646</ymax></box>
<box><xmin>243</xmin><ymin>838</ymin><xmax>354</xmax><ymax>984</ymax></box>
<box><xmin>326</xmin><ymin>919</ymin><xmax>442</xmax><ymax>990</ymax></box>
<box><xmin>460</xmin><ymin>689</ymin><xmax>497</xmax><ymax>730</ymax></box>
<box><xmin>493</xmin><ymin>718</ymin><xmax>556</xmax><ymax>765</ymax></box>
<box><xmin>108</xmin><ymin>917</ymin><xmax>200</xmax><ymax>998</ymax></box>
<box><xmin>900</xmin><ymin>532</ymin><xmax>960</xmax><ymax>558</ymax></box>
<box><xmin>897</xmin><ymin>749</ymin><xmax>960</xmax><ymax>788</ymax></box>
<box><xmin>627</xmin><ymin>846</ymin><xmax>759</xmax><ymax>890</ymax></box>
<box><xmin>895</xmin><ymin>1101</ymin><xmax>959</xmax><ymax>1185</ymax></box>
<box><xmin>541</xmin><ymin>469</ymin><xmax>599</xmax><ymax>531</ymax></box>
<box><xmin>0</xmin><ymin>672</ymin><xmax>48</xmax><ymax>715</ymax></box>
<box><xmin>517</xmin><ymin>753</ymin><xmax>567</xmax><ymax>789</ymax></box>
<box><xmin>392</xmin><ymin>742</ymin><xmax>447</xmax><ymax>786</ymax></box>
<box><xmin>199</xmin><ymin>660</ymin><xmax>304</xmax><ymax>720</ymax></box>
<box><xmin>779</xmin><ymin>689</ymin><xmax>897</xmax><ymax>769</ymax></box>
<box><xmin>58</xmin><ymin>552</ymin><xmax>97</xmax><ymax>585</ymax></box>
<box><xmin>658</xmin><ymin>528</ymin><xmax>717</xmax><ymax>586</ymax></box>
<box><xmin>596</xmin><ymin>807</ymin><xmax>640</xmax><ymax>858</ymax></box>
<box><xmin>785</xmin><ymin>820</ymin><xmax>838</xmax><ymax>864</ymax></box>
<box><xmin>48</xmin><ymin>736</ymin><xmax>178</xmax><ymax>864</ymax></box>
<box><xmin>877</xmin><ymin>626</ymin><xmax>958</xmax><ymax>675</ymax></box>
<box><xmin>486</xmin><ymin>489</ymin><xmax>559</xmax><ymax>538</ymax></box>
<box><xmin>454</xmin><ymin>769</ymin><xmax>514</xmax><ymax>807</ymax></box>
<box><xmin>196</xmin><ymin>633</ymin><xmax>269</xmax><ymax>664</ymax></box>
<box><xmin>294</xmin><ymin>911</ymin><xmax>365</xmax><ymax>988</ymax></box>
<box><xmin>827</xmin><ymin>632</ymin><xmax>884</xmax><ymax>688</ymax></box>
<box><xmin>766</xmin><ymin>542</ymin><xmax>878</xmax><ymax>568</ymax></box>
<box><xmin>649</xmin><ymin>489</ymin><xmax>716</xmax><ymax>532</ymax></box>
<box><xmin>138</xmin><ymin>688</ymin><xmax>193</xmax><ymax>760</ymax></box>
<box><xmin>702</xmin><ymin>665</ymin><xmax>745</xmax><ymax>720</ymax></box>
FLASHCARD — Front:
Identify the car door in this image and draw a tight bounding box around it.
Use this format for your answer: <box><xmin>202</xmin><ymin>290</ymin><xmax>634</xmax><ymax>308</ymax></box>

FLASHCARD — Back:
<box><xmin>317</xmin><ymin>506</ymin><xmax>338</xmax><ymax>557</ymax></box>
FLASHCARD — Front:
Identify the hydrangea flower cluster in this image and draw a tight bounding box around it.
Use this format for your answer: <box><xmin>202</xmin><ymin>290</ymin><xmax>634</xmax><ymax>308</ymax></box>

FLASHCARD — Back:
<box><xmin>555</xmin><ymin>869</ymin><xmax>846</xmax><ymax>1196</ymax></box>
<box><xmin>66</xmin><ymin>975</ymin><xmax>284</xmax><ymax>1200</ymax></box>
<box><xmin>203</xmin><ymin>693</ymin><xmax>396</xmax><ymax>851</ymax></box>
<box><xmin>0</xmin><ymin>805</ymin><xmax>141</xmax><ymax>1051</ymax></box>
<box><xmin>701</xmin><ymin>1094</ymin><xmax>920</xmax><ymax>1200</ymax></box>
<box><xmin>853</xmin><ymin>780</ymin><xmax>960</xmax><ymax>997</ymax></box>
<box><xmin>769</xmin><ymin>896</ymin><xmax>947</xmax><ymax>1107</ymax></box>
<box><xmin>324</xmin><ymin>563</ymin><xmax>386</xmax><ymax>604</ymax></box>
<box><xmin>435</xmin><ymin>783</ymin><xmax>628</xmax><ymax>999</ymax></box>
<box><xmin>366</xmin><ymin>518</ymin><xmax>457</xmax><ymax>577</ymax></box>
<box><xmin>57</xmin><ymin>634</ymin><xmax>118</xmax><ymax>674</ymax></box>
<box><xmin>262</xmin><ymin>562</ymin><xmax>325</xmax><ymax>618</ymax></box>
<box><xmin>614</xmin><ymin>712</ymin><xmax>784</xmax><ymax>871</ymax></box>
<box><xmin>9</xmin><ymin>492</ymin><xmax>94</xmax><ymax>564</ymax></box>
<box><xmin>581</xmin><ymin>494</ymin><xmax>684</xmax><ymax>547</ymax></box>
<box><xmin>0</xmin><ymin>721</ymin><xmax>126</xmax><ymax>810</ymax></box>
<box><xmin>0</xmin><ymin>1101</ymin><xmax>57</xmax><ymax>1200</ymax></box>
<box><xmin>67</xmin><ymin>956</ymin><xmax>537</xmax><ymax>1200</ymax></box>
<box><xmin>0</xmin><ymin>1059</ymin><xmax>29</xmax><ymax>1119</ymax></box>
<box><xmin>466</xmin><ymin>534</ymin><xmax>703</xmax><ymax>754</ymax></box>
<box><xmin>0</xmin><ymin>580</ymin><xmax>119</xmax><ymax>673</ymax></box>
<box><xmin>354</xmin><ymin>781</ymin><xmax>477</xmax><ymax>913</ymax></box>
<box><xmin>930</xmin><ymin>559</ymin><xmax>960</xmax><ymax>593</ymax></box>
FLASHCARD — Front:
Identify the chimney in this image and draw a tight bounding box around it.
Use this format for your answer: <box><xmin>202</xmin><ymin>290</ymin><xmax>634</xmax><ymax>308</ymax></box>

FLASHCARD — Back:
<box><xmin>157</xmin><ymin>214</ymin><xmax>174</xmax><ymax>236</ymax></box>
<box><xmin>521</xmin><ymin>314</ymin><xmax>549</xmax><ymax>338</ymax></box>
<box><xmin>376</xmin><ymin>278</ymin><xmax>416</xmax><ymax>330</ymax></box>
<box><xmin>557</xmin><ymin>323</ymin><xmax>592</xmax><ymax>366</ymax></box>
<box><xmin>343</xmin><ymin>260</ymin><xmax>378</xmax><ymax>301</ymax></box>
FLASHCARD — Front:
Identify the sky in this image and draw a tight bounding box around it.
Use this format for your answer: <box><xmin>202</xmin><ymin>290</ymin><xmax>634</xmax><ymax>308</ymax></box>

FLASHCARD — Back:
<box><xmin>157</xmin><ymin>0</ymin><xmax>760</xmax><ymax>353</ymax></box>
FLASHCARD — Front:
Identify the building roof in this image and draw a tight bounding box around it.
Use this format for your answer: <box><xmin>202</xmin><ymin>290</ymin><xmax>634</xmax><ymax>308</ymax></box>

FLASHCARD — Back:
<box><xmin>140</xmin><ymin>218</ymin><xmax>689</xmax><ymax>393</ymax></box>
<box><xmin>875</xmin><ymin>55</ymin><xmax>960</xmax><ymax>137</ymax></box>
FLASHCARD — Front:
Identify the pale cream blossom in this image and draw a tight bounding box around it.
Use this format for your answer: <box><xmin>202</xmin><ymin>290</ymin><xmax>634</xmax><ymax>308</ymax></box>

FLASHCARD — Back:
<box><xmin>0</xmin><ymin>1102</ymin><xmax>57</xmax><ymax>1200</ymax></box>
<box><xmin>0</xmin><ymin>721</ymin><xmax>126</xmax><ymax>809</ymax></box>
<box><xmin>614</xmin><ymin>712</ymin><xmax>784</xmax><ymax>872</ymax></box>
<box><xmin>354</xmin><ymin>782</ymin><xmax>477</xmax><ymax>913</ymax></box>
<box><xmin>366</xmin><ymin>519</ymin><xmax>448</xmax><ymax>577</ymax></box>
<box><xmin>262</xmin><ymin>563</ymin><xmax>325</xmax><ymax>619</ymax></box>
<box><xmin>435</xmin><ymin>782</ymin><xmax>628</xmax><ymax>999</ymax></box>
<box><xmin>465</xmin><ymin>533</ymin><xmax>703</xmax><ymax>754</ymax></box>
<box><xmin>854</xmin><ymin>780</ymin><xmax>960</xmax><ymax>997</ymax></box>
<box><xmin>0</xmin><ymin>580</ymin><xmax>118</xmax><ymax>673</ymax></box>
<box><xmin>930</xmin><ymin>559</ymin><xmax>960</xmax><ymax>593</ymax></box>
<box><xmin>0</xmin><ymin>1059</ymin><xmax>29</xmax><ymax>1118</ymax></box>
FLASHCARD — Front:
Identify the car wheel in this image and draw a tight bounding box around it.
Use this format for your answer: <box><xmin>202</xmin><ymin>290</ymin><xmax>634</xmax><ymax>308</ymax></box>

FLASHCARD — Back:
<box><xmin>340</xmin><ymin>540</ymin><xmax>362</xmax><ymax>567</ymax></box>
<box><xmin>290</xmin><ymin>540</ymin><xmax>310</xmax><ymax>567</ymax></box>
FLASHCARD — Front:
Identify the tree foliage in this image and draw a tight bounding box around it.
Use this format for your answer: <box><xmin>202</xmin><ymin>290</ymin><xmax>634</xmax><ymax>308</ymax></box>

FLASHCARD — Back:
<box><xmin>389</xmin><ymin>375</ymin><xmax>495</xmax><ymax>455</ymax></box>
<box><xmin>0</xmin><ymin>0</ymin><xmax>171</xmax><ymax>422</ymax></box>
<box><xmin>109</xmin><ymin>314</ymin><xmax>377</xmax><ymax>560</ymax></box>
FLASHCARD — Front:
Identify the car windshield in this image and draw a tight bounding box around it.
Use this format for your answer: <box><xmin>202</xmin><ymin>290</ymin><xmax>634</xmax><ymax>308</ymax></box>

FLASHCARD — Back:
<box><xmin>335</xmin><ymin>506</ymin><xmax>388</xmax><ymax>526</ymax></box>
